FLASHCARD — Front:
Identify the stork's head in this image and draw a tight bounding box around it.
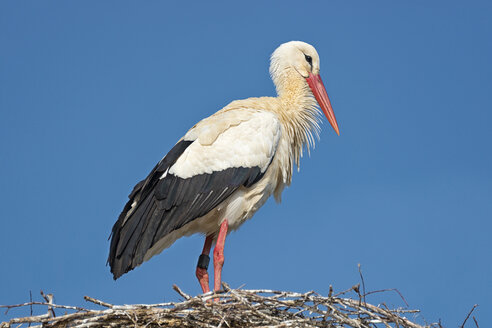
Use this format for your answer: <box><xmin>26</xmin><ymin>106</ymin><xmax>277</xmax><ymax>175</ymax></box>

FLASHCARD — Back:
<box><xmin>270</xmin><ymin>41</ymin><xmax>340</xmax><ymax>136</ymax></box>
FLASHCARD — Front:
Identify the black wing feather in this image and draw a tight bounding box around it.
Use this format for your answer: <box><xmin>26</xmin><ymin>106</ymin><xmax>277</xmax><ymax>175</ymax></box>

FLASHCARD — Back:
<box><xmin>108</xmin><ymin>139</ymin><xmax>270</xmax><ymax>279</ymax></box>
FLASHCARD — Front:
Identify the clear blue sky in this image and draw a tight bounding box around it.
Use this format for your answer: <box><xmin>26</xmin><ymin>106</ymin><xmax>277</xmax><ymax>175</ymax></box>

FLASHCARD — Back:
<box><xmin>1</xmin><ymin>1</ymin><xmax>491</xmax><ymax>326</ymax></box>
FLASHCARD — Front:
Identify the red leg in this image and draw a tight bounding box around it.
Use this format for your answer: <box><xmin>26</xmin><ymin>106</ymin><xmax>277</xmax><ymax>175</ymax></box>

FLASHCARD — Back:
<box><xmin>213</xmin><ymin>220</ymin><xmax>229</xmax><ymax>292</ymax></box>
<box><xmin>196</xmin><ymin>235</ymin><xmax>213</xmax><ymax>294</ymax></box>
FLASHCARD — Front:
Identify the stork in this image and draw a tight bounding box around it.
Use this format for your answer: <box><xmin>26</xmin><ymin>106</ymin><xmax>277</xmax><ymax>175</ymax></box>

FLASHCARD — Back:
<box><xmin>108</xmin><ymin>41</ymin><xmax>340</xmax><ymax>294</ymax></box>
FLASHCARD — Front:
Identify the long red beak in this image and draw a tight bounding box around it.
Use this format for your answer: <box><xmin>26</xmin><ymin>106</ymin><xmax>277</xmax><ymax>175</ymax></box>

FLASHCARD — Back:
<box><xmin>306</xmin><ymin>73</ymin><xmax>340</xmax><ymax>136</ymax></box>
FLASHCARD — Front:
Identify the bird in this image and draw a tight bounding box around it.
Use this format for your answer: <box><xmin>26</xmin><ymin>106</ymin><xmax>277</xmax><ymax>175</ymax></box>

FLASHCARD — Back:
<box><xmin>108</xmin><ymin>41</ymin><xmax>340</xmax><ymax>294</ymax></box>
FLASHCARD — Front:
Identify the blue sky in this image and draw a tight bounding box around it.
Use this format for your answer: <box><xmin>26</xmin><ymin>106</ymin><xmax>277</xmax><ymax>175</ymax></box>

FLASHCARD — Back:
<box><xmin>1</xmin><ymin>1</ymin><xmax>491</xmax><ymax>326</ymax></box>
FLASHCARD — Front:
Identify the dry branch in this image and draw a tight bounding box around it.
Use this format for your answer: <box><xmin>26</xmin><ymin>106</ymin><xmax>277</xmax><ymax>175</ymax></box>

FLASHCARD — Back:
<box><xmin>1</xmin><ymin>283</ymin><xmax>442</xmax><ymax>328</ymax></box>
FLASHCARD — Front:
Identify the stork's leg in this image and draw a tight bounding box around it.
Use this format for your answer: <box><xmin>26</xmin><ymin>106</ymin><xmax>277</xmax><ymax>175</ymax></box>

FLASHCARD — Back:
<box><xmin>196</xmin><ymin>235</ymin><xmax>213</xmax><ymax>294</ymax></box>
<box><xmin>213</xmin><ymin>220</ymin><xmax>229</xmax><ymax>292</ymax></box>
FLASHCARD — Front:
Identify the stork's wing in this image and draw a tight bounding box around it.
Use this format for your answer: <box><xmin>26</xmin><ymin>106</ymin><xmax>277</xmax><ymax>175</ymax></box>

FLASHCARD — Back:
<box><xmin>108</xmin><ymin>109</ymin><xmax>281</xmax><ymax>279</ymax></box>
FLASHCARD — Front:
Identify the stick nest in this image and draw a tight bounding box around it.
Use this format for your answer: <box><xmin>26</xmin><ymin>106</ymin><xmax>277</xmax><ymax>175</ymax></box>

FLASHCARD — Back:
<box><xmin>1</xmin><ymin>283</ymin><xmax>441</xmax><ymax>328</ymax></box>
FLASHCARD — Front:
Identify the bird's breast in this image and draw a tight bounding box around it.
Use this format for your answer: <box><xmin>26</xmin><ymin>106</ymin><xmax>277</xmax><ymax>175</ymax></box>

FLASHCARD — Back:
<box><xmin>218</xmin><ymin>140</ymin><xmax>293</xmax><ymax>232</ymax></box>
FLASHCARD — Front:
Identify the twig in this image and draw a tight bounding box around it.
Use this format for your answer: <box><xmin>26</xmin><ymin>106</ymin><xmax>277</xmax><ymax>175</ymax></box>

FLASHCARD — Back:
<box><xmin>83</xmin><ymin>296</ymin><xmax>113</xmax><ymax>308</ymax></box>
<box><xmin>39</xmin><ymin>291</ymin><xmax>55</xmax><ymax>318</ymax></box>
<box><xmin>333</xmin><ymin>284</ymin><xmax>359</xmax><ymax>298</ymax></box>
<box><xmin>0</xmin><ymin>302</ymin><xmax>87</xmax><ymax>312</ymax></box>
<box><xmin>172</xmin><ymin>284</ymin><xmax>191</xmax><ymax>300</ymax></box>
<box><xmin>28</xmin><ymin>291</ymin><xmax>32</xmax><ymax>328</ymax></box>
<box><xmin>358</xmin><ymin>263</ymin><xmax>367</xmax><ymax>305</ymax></box>
<box><xmin>460</xmin><ymin>304</ymin><xmax>478</xmax><ymax>328</ymax></box>
<box><xmin>364</xmin><ymin>288</ymin><xmax>409</xmax><ymax>307</ymax></box>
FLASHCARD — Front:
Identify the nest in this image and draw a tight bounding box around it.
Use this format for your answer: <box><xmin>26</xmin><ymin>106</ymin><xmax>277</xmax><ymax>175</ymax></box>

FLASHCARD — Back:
<box><xmin>1</xmin><ymin>283</ymin><xmax>442</xmax><ymax>328</ymax></box>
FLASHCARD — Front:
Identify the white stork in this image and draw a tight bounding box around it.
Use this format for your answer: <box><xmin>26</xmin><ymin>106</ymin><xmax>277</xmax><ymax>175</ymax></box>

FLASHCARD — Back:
<box><xmin>108</xmin><ymin>41</ymin><xmax>340</xmax><ymax>294</ymax></box>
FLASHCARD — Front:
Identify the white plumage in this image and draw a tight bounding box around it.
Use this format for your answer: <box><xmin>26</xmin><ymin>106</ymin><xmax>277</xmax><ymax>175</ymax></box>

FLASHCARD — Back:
<box><xmin>172</xmin><ymin>109</ymin><xmax>281</xmax><ymax>179</ymax></box>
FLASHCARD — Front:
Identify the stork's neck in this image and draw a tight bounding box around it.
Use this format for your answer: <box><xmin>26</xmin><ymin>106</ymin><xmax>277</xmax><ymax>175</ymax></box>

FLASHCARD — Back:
<box><xmin>274</xmin><ymin>69</ymin><xmax>313</xmax><ymax>109</ymax></box>
<box><xmin>273</xmin><ymin>69</ymin><xmax>321</xmax><ymax>172</ymax></box>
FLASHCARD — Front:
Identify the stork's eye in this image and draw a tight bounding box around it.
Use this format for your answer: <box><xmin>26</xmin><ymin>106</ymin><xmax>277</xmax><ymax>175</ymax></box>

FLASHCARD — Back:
<box><xmin>305</xmin><ymin>54</ymin><xmax>312</xmax><ymax>65</ymax></box>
